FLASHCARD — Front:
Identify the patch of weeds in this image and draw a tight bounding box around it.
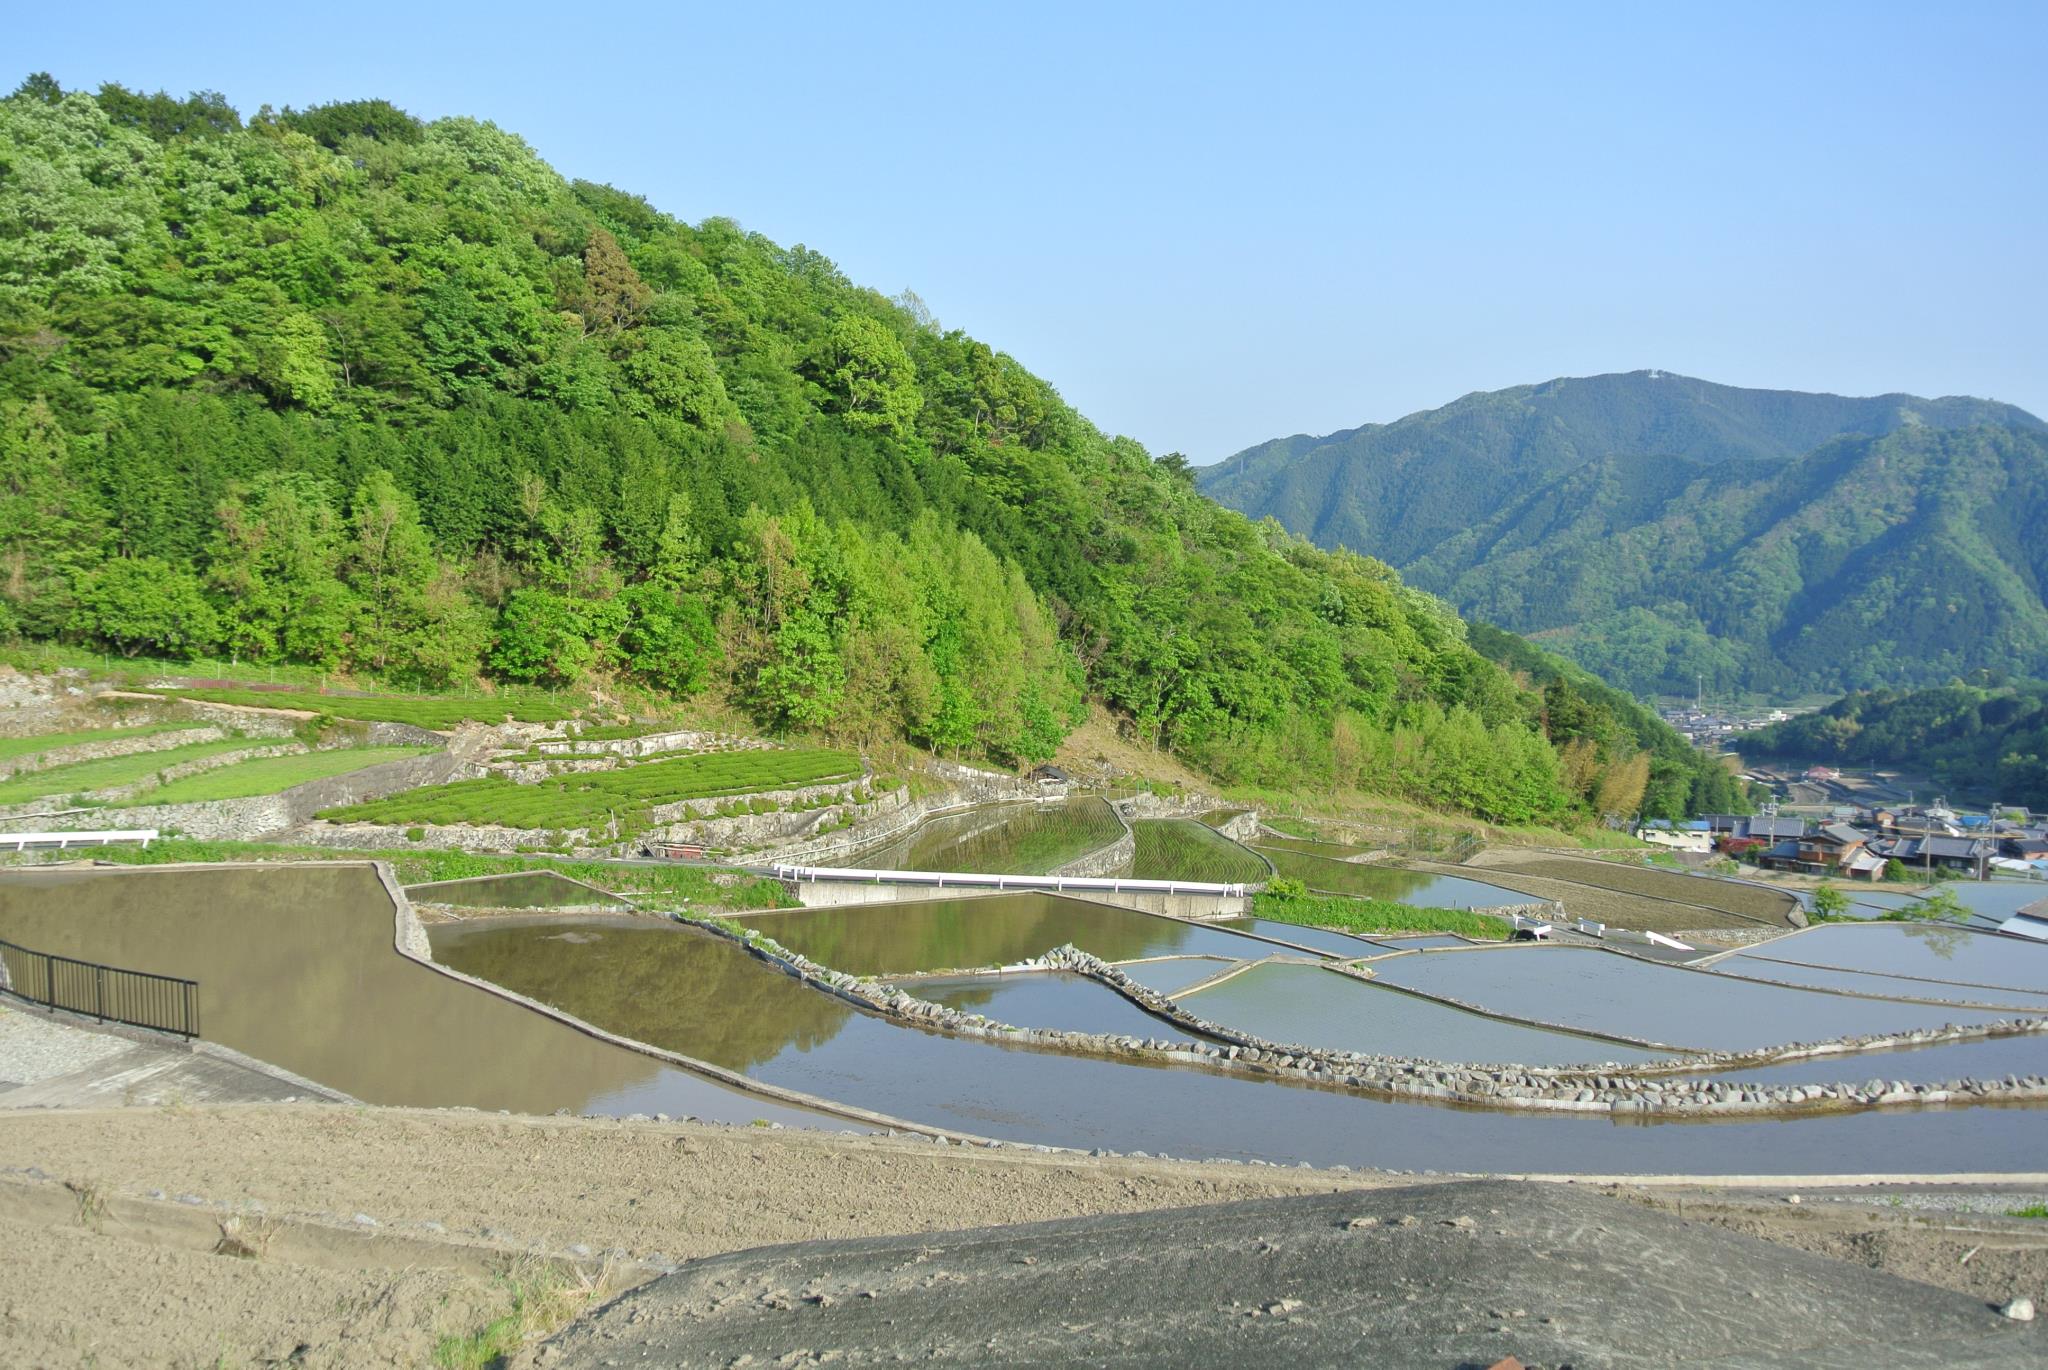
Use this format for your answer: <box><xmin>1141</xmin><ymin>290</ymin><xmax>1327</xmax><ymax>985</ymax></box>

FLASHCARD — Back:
<box><xmin>66</xmin><ymin>1178</ymin><xmax>108</xmax><ymax>1231</ymax></box>
<box><xmin>433</xmin><ymin>1260</ymin><xmax>615</xmax><ymax>1369</ymax></box>
<box><xmin>213</xmin><ymin>1214</ymin><xmax>277</xmax><ymax>1259</ymax></box>
<box><xmin>2009</xmin><ymin>1204</ymin><xmax>2048</xmax><ymax>1219</ymax></box>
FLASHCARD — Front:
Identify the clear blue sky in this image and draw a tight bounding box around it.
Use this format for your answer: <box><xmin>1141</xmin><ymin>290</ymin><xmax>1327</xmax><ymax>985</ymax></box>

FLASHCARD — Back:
<box><xmin>16</xmin><ymin>2</ymin><xmax>2047</xmax><ymax>461</ymax></box>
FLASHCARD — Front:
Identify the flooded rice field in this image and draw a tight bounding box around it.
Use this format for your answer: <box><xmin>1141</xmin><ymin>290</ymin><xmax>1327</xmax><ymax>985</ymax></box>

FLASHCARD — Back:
<box><xmin>0</xmin><ymin>867</ymin><xmax>838</xmax><ymax>1128</ymax></box>
<box><xmin>841</xmin><ymin>798</ymin><xmax>1123</xmax><ymax>875</ymax></box>
<box><xmin>1174</xmin><ymin>962</ymin><xmax>1673</xmax><ymax>1067</ymax></box>
<box><xmin>405</xmin><ymin>870</ymin><xmax>629</xmax><ymax>913</ymax></box>
<box><xmin>1688</xmin><ymin>1030</ymin><xmax>2048</xmax><ymax>1089</ymax></box>
<box><xmin>1744</xmin><ymin>923</ymin><xmax>2048</xmax><ymax>996</ymax></box>
<box><xmin>424</xmin><ymin>915</ymin><xmax>2048</xmax><ymax>1173</ymax></box>
<box><xmin>1113</xmin><ymin>956</ymin><xmax>1240</xmax><ymax>996</ymax></box>
<box><xmin>1255</xmin><ymin>849</ymin><xmax>1528</xmax><ymax>908</ymax></box>
<box><xmin>738</xmin><ymin>894</ymin><xmax>1275</xmax><ymax>975</ymax></box>
<box><xmin>1126</xmin><ymin>818</ymin><xmax>1269</xmax><ymax>884</ymax></box>
<box><xmin>1213</xmin><ymin>917</ymin><xmax>1381</xmax><ymax>957</ymax></box>
<box><xmin>1714</xmin><ymin>951</ymin><xmax>2048</xmax><ymax>1011</ymax></box>
<box><xmin>910</xmin><ymin>971</ymin><xmax>1207</xmax><ymax>1043</ymax></box>
<box><xmin>8</xmin><ymin>863</ymin><xmax>2048</xmax><ymax>1174</ymax></box>
<box><xmin>1370</xmin><ymin>946</ymin><xmax>2007</xmax><ymax>1051</ymax></box>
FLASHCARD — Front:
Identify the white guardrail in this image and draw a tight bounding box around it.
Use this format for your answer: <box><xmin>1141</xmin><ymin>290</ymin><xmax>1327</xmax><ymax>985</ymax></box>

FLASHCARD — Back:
<box><xmin>770</xmin><ymin>864</ymin><xmax>1248</xmax><ymax>898</ymax></box>
<box><xmin>0</xmin><ymin>829</ymin><xmax>159</xmax><ymax>852</ymax></box>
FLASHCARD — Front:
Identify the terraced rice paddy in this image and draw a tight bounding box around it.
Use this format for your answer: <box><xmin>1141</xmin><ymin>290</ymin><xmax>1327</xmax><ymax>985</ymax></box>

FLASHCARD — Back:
<box><xmin>1689</xmin><ymin>1030</ymin><xmax>2048</xmax><ymax>1088</ymax></box>
<box><xmin>1706</xmin><ymin>954</ymin><xmax>2048</xmax><ymax>1010</ymax></box>
<box><xmin>1370</xmin><ymin>946</ymin><xmax>2006</xmax><ymax>1052</ymax></box>
<box><xmin>1256</xmin><ymin>848</ymin><xmax>1526</xmax><ymax>909</ymax></box>
<box><xmin>0</xmin><ymin>721</ymin><xmax>205</xmax><ymax>766</ymax></box>
<box><xmin>1493</xmin><ymin>856</ymin><xmax>1796</xmax><ymax>922</ymax></box>
<box><xmin>741</xmin><ymin>894</ymin><xmax>1271</xmax><ymax>976</ymax></box>
<box><xmin>1112</xmin><ymin>956</ymin><xmax>1239</xmax><ymax>996</ymax></box>
<box><xmin>140</xmin><ymin>687</ymin><xmax>576</xmax><ymax>727</ymax></box>
<box><xmin>1254</xmin><ymin>835</ymin><xmax>1375</xmax><ymax>860</ymax></box>
<box><xmin>912</xmin><ymin>971</ymin><xmax>1207</xmax><ymax>1043</ymax></box>
<box><xmin>0</xmin><ymin>736</ymin><xmax>267</xmax><ymax>806</ymax></box>
<box><xmin>1214</xmin><ymin>917</ymin><xmax>1380</xmax><ymax>957</ymax></box>
<box><xmin>119</xmin><ymin>746</ymin><xmax>433</xmax><ymax>805</ymax></box>
<box><xmin>405</xmin><ymin>871</ymin><xmax>630</xmax><ymax>913</ymax></box>
<box><xmin>1738</xmin><ymin>923</ymin><xmax>2048</xmax><ymax>996</ymax></box>
<box><xmin>318</xmin><ymin>748</ymin><xmax>860</xmax><ymax>832</ymax></box>
<box><xmin>1177</xmin><ymin>961</ymin><xmax>1672</xmax><ymax>1066</ymax></box>
<box><xmin>1127</xmin><ymin>819</ymin><xmax>1269</xmax><ymax>884</ymax></box>
<box><xmin>846</xmin><ymin>799</ymin><xmax>1124</xmax><ymax>876</ymax></box>
<box><xmin>10</xmin><ymin>864</ymin><xmax>2048</xmax><ymax>1173</ymax></box>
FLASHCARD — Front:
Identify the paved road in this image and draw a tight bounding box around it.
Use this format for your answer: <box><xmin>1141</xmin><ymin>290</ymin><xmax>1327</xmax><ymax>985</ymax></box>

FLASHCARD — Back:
<box><xmin>542</xmin><ymin>1178</ymin><xmax>2043</xmax><ymax>1367</ymax></box>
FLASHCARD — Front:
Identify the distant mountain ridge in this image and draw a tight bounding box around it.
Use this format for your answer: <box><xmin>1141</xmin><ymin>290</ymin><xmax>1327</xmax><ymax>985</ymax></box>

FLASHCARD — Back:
<box><xmin>1199</xmin><ymin>372</ymin><xmax>2048</xmax><ymax>696</ymax></box>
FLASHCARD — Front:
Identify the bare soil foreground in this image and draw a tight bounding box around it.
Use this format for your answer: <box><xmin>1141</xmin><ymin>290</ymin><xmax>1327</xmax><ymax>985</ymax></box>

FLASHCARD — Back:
<box><xmin>546</xmin><ymin>1180</ymin><xmax>2045</xmax><ymax>1369</ymax></box>
<box><xmin>3</xmin><ymin>1106</ymin><xmax>2048</xmax><ymax>1367</ymax></box>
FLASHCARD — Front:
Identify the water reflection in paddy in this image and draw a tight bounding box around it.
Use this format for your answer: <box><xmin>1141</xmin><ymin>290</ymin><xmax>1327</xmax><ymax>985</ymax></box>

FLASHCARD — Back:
<box><xmin>419</xmin><ymin>916</ymin><xmax>2048</xmax><ymax>1172</ymax></box>
<box><xmin>0</xmin><ymin>867</ymin><xmax>838</xmax><ymax>1128</ymax></box>
<box><xmin>1177</xmin><ymin>962</ymin><xmax>1671</xmax><ymax>1067</ymax></box>
<box><xmin>1114</xmin><ymin>956</ymin><xmax>1239</xmax><ymax>996</ymax></box>
<box><xmin>1717</xmin><ymin>952</ymin><xmax>2048</xmax><ymax>1010</ymax></box>
<box><xmin>405</xmin><ymin>870</ymin><xmax>628</xmax><ymax>913</ymax></box>
<box><xmin>1371</xmin><ymin>946</ymin><xmax>2007</xmax><ymax>1051</ymax></box>
<box><xmin>740</xmin><ymin>894</ymin><xmax>1270</xmax><ymax>975</ymax></box>
<box><xmin>1256</xmin><ymin>850</ymin><xmax>1525</xmax><ymax>908</ymax></box>
<box><xmin>1689</xmin><ymin>1030</ymin><xmax>2048</xmax><ymax>1089</ymax></box>
<box><xmin>841</xmin><ymin>799</ymin><xmax>1123</xmax><ymax>875</ymax></box>
<box><xmin>1746</xmin><ymin>924</ymin><xmax>2048</xmax><ymax>996</ymax></box>
<box><xmin>1214</xmin><ymin>918</ymin><xmax>1375</xmax><ymax>958</ymax></box>
<box><xmin>911</xmin><ymin>971</ymin><xmax>1205</xmax><ymax>1043</ymax></box>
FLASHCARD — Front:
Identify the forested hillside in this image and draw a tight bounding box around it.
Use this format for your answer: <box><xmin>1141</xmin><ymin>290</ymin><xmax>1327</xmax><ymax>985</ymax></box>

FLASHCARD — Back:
<box><xmin>1464</xmin><ymin>623</ymin><xmax>1752</xmax><ymax>818</ymax></box>
<box><xmin>1748</xmin><ymin>681</ymin><xmax>2048</xmax><ymax>809</ymax></box>
<box><xmin>0</xmin><ymin>75</ymin><xmax>1663</xmax><ymax>823</ymax></box>
<box><xmin>1199</xmin><ymin>372</ymin><xmax>2047</xmax><ymax>696</ymax></box>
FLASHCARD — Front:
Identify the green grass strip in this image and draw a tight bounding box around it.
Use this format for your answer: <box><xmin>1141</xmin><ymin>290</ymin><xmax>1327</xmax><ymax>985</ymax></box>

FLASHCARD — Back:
<box><xmin>1252</xmin><ymin>891</ymin><xmax>1510</xmax><ymax>941</ymax></box>
<box><xmin>0</xmin><ymin>722</ymin><xmax>208</xmax><ymax>767</ymax></box>
<box><xmin>61</xmin><ymin>838</ymin><xmax>796</xmax><ymax>910</ymax></box>
<box><xmin>319</xmin><ymin>748</ymin><xmax>860</xmax><ymax>832</ymax></box>
<box><xmin>121</xmin><ymin>746</ymin><xmax>435</xmax><ymax>806</ymax></box>
<box><xmin>0</xmin><ymin>737</ymin><xmax>264</xmax><ymax>806</ymax></box>
<box><xmin>140</xmin><ymin>687</ymin><xmax>575</xmax><ymax>728</ymax></box>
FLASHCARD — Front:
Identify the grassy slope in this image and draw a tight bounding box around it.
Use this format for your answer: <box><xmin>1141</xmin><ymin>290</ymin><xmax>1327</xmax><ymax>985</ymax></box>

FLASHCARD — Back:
<box><xmin>0</xmin><ymin>737</ymin><xmax>264</xmax><ymax>805</ymax></box>
<box><xmin>0</xmin><ymin>722</ymin><xmax>204</xmax><ymax>766</ymax></box>
<box><xmin>122</xmin><ymin>747</ymin><xmax>434</xmax><ymax>806</ymax></box>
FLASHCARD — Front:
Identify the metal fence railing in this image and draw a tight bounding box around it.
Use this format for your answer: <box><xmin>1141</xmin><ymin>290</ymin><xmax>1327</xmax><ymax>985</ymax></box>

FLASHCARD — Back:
<box><xmin>0</xmin><ymin>937</ymin><xmax>199</xmax><ymax>1039</ymax></box>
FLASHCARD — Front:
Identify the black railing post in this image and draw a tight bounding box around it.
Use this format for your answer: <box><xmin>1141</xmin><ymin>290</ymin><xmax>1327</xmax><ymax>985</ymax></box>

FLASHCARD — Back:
<box><xmin>95</xmin><ymin>964</ymin><xmax>105</xmax><ymax>1023</ymax></box>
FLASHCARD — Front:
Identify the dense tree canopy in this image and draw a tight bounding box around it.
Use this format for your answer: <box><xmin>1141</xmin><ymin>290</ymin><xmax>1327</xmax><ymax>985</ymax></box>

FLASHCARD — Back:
<box><xmin>0</xmin><ymin>75</ymin><xmax>1658</xmax><ymax>820</ymax></box>
<box><xmin>1749</xmin><ymin>679</ymin><xmax>2048</xmax><ymax>809</ymax></box>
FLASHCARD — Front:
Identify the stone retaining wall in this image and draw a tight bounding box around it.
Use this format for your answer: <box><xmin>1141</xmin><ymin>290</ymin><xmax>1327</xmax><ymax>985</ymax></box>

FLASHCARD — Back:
<box><xmin>100</xmin><ymin>749</ymin><xmax>481</xmax><ymax>842</ymax></box>
<box><xmin>681</xmin><ymin>916</ymin><xmax>2048</xmax><ymax>1119</ymax></box>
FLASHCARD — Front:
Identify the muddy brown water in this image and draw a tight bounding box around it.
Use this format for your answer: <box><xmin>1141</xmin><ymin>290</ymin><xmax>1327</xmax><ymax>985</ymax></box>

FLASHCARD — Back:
<box><xmin>0</xmin><ymin>865</ymin><xmax>841</xmax><ymax>1128</ymax></box>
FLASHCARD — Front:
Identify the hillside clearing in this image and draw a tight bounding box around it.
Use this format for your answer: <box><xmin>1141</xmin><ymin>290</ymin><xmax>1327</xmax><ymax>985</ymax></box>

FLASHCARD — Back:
<box><xmin>140</xmin><ymin>688</ymin><xmax>576</xmax><ymax>728</ymax></box>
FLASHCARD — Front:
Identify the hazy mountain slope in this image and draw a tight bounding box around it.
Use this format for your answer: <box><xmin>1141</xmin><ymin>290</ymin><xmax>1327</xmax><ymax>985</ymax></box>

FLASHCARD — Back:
<box><xmin>1202</xmin><ymin>372</ymin><xmax>2046</xmax><ymax>695</ymax></box>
